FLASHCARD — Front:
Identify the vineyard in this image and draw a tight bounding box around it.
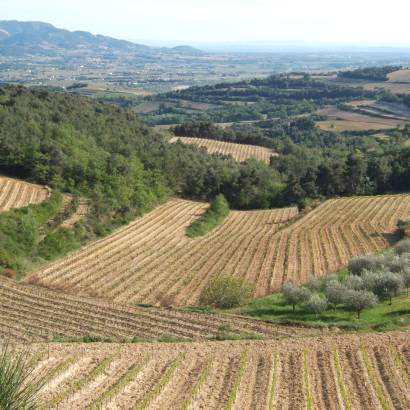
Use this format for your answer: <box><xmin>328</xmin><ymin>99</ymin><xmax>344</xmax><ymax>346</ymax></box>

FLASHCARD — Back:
<box><xmin>169</xmin><ymin>136</ymin><xmax>277</xmax><ymax>163</ymax></box>
<box><xmin>17</xmin><ymin>331</ymin><xmax>410</xmax><ymax>409</ymax></box>
<box><xmin>0</xmin><ymin>176</ymin><xmax>49</xmax><ymax>211</ymax></box>
<box><xmin>0</xmin><ymin>276</ymin><xmax>316</xmax><ymax>342</ymax></box>
<box><xmin>28</xmin><ymin>194</ymin><xmax>410</xmax><ymax>306</ymax></box>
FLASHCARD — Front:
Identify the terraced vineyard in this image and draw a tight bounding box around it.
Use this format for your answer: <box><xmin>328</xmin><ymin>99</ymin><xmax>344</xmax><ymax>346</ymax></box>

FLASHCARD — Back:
<box><xmin>28</xmin><ymin>194</ymin><xmax>410</xmax><ymax>306</ymax></box>
<box><xmin>0</xmin><ymin>176</ymin><xmax>49</xmax><ymax>211</ymax></box>
<box><xmin>0</xmin><ymin>277</ymin><xmax>315</xmax><ymax>342</ymax></box>
<box><xmin>20</xmin><ymin>331</ymin><xmax>410</xmax><ymax>409</ymax></box>
<box><xmin>170</xmin><ymin>136</ymin><xmax>277</xmax><ymax>163</ymax></box>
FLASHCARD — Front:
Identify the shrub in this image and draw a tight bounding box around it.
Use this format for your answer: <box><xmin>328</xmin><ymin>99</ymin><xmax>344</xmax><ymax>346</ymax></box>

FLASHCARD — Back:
<box><xmin>347</xmin><ymin>255</ymin><xmax>385</xmax><ymax>276</ymax></box>
<box><xmin>282</xmin><ymin>283</ymin><xmax>311</xmax><ymax>311</ymax></box>
<box><xmin>304</xmin><ymin>294</ymin><xmax>328</xmax><ymax>316</ymax></box>
<box><xmin>0</xmin><ymin>345</ymin><xmax>45</xmax><ymax>409</ymax></box>
<box><xmin>187</xmin><ymin>194</ymin><xmax>229</xmax><ymax>238</ymax></box>
<box><xmin>394</xmin><ymin>239</ymin><xmax>410</xmax><ymax>255</ymax></box>
<box><xmin>343</xmin><ymin>290</ymin><xmax>378</xmax><ymax>319</ymax></box>
<box><xmin>199</xmin><ymin>274</ymin><xmax>253</xmax><ymax>309</ymax></box>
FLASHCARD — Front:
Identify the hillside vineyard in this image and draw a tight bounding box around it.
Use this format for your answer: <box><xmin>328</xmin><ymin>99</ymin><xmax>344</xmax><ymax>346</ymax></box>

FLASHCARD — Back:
<box><xmin>0</xmin><ymin>176</ymin><xmax>49</xmax><ymax>211</ymax></box>
<box><xmin>170</xmin><ymin>136</ymin><xmax>277</xmax><ymax>163</ymax></box>
<box><xmin>27</xmin><ymin>194</ymin><xmax>410</xmax><ymax>306</ymax></box>
<box><xmin>19</xmin><ymin>332</ymin><xmax>410</xmax><ymax>409</ymax></box>
<box><xmin>0</xmin><ymin>277</ymin><xmax>317</xmax><ymax>342</ymax></box>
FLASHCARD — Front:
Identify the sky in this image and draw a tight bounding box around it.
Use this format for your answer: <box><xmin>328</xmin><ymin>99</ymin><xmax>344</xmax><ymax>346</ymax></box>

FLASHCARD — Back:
<box><xmin>2</xmin><ymin>0</ymin><xmax>410</xmax><ymax>47</ymax></box>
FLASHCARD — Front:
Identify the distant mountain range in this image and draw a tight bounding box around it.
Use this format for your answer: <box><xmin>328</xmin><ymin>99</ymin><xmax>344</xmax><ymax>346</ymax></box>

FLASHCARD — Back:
<box><xmin>0</xmin><ymin>20</ymin><xmax>203</xmax><ymax>59</ymax></box>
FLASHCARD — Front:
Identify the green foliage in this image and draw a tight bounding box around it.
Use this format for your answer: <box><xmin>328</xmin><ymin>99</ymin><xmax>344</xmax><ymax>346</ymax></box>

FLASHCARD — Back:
<box><xmin>0</xmin><ymin>345</ymin><xmax>45</xmax><ymax>410</ymax></box>
<box><xmin>282</xmin><ymin>282</ymin><xmax>311</xmax><ymax>311</ymax></box>
<box><xmin>199</xmin><ymin>274</ymin><xmax>254</xmax><ymax>308</ymax></box>
<box><xmin>187</xmin><ymin>194</ymin><xmax>229</xmax><ymax>238</ymax></box>
<box><xmin>338</xmin><ymin>65</ymin><xmax>401</xmax><ymax>81</ymax></box>
<box><xmin>304</xmin><ymin>294</ymin><xmax>328</xmax><ymax>315</ymax></box>
<box><xmin>0</xmin><ymin>193</ymin><xmax>62</xmax><ymax>270</ymax></box>
<box><xmin>394</xmin><ymin>239</ymin><xmax>410</xmax><ymax>255</ymax></box>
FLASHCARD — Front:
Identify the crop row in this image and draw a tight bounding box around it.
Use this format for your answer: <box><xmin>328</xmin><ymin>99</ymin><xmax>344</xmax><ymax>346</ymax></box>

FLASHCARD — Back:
<box><xmin>170</xmin><ymin>136</ymin><xmax>277</xmax><ymax>163</ymax></box>
<box><xmin>0</xmin><ymin>176</ymin><xmax>49</xmax><ymax>211</ymax></box>
<box><xmin>23</xmin><ymin>331</ymin><xmax>410</xmax><ymax>409</ymax></box>
<box><xmin>28</xmin><ymin>194</ymin><xmax>410</xmax><ymax>306</ymax></box>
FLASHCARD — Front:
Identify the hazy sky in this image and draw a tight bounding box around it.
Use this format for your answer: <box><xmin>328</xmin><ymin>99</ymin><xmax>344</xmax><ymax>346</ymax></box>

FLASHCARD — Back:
<box><xmin>2</xmin><ymin>0</ymin><xmax>410</xmax><ymax>45</ymax></box>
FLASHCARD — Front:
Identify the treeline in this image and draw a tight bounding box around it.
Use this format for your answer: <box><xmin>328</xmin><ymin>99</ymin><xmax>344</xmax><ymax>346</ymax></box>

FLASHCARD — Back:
<box><xmin>0</xmin><ymin>85</ymin><xmax>288</xmax><ymax>219</ymax></box>
<box><xmin>142</xmin><ymin>75</ymin><xmax>374</xmax><ymax>125</ymax></box>
<box><xmin>338</xmin><ymin>65</ymin><xmax>401</xmax><ymax>82</ymax></box>
<box><xmin>271</xmin><ymin>127</ymin><xmax>410</xmax><ymax>206</ymax></box>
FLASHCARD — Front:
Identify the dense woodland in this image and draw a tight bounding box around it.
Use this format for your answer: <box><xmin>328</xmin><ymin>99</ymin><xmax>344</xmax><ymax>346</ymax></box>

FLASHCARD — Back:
<box><xmin>337</xmin><ymin>65</ymin><xmax>401</xmax><ymax>81</ymax></box>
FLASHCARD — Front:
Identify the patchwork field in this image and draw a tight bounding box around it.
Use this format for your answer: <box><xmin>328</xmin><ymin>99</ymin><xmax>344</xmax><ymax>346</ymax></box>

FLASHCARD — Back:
<box><xmin>18</xmin><ymin>331</ymin><xmax>410</xmax><ymax>409</ymax></box>
<box><xmin>0</xmin><ymin>176</ymin><xmax>49</xmax><ymax>211</ymax></box>
<box><xmin>27</xmin><ymin>194</ymin><xmax>410</xmax><ymax>306</ymax></box>
<box><xmin>170</xmin><ymin>136</ymin><xmax>277</xmax><ymax>163</ymax></box>
<box><xmin>0</xmin><ymin>276</ymin><xmax>316</xmax><ymax>342</ymax></box>
<box><xmin>316</xmin><ymin>106</ymin><xmax>407</xmax><ymax>132</ymax></box>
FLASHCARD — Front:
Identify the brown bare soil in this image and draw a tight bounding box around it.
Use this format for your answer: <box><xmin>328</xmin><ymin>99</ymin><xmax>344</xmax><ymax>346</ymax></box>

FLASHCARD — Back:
<box><xmin>26</xmin><ymin>194</ymin><xmax>410</xmax><ymax>306</ymax></box>
<box><xmin>170</xmin><ymin>136</ymin><xmax>277</xmax><ymax>163</ymax></box>
<box><xmin>0</xmin><ymin>276</ymin><xmax>319</xmax><ymax>342</ymax></box>
<box><xmin>0</xmin><ymin>176</ymin><xmax>49</xmax><ymax>211</ymax></box>
<box><xmin>17</xmin><ymin>331</ymin><xmax>409</xmax><ymax>410</ymax></box>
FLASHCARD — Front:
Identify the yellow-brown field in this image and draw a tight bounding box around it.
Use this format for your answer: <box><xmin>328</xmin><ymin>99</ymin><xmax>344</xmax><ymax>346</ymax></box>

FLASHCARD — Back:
<box><xmin>27</xmin><ymin>194</ymin><xmax>410</xmax><ymax>306</ymax></box>
<box><xmin>170</xmin><ymin>137</ymin><xmax>277</xmax><ymax>163</ymax></box>
<box><xmin>316</xmin><ymin>107</ymin><xmax>406</xmax><ymax>132</ymax></box>
<box><xmin>13</xmin><ymin>331</ymin><xmax>410</xmax><ymax>409</ymax></box>
<box><xmin>0</xmin><ymin>176</ymin><xmax>49</xmax><ymax>211</ymax></box>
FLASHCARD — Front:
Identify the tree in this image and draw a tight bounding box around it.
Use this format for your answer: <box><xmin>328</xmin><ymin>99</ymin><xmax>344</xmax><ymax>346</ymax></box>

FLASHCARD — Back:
<box><xmin>343</xmin><ymin>274</ymin><xmax>364</xmax><ymax>290</ymax></box>
<box><xmin>344</xmin><ymin>290</ymin><xmax>378</xmax><ymax>319</ymax></box>
<box><xmin>348</xmin><ymin>255</ymin><xmax>385</xmax><ymax>276</ymax></box>
<box><xmin>362</xmin><ymin>271</ymin><xmax>403</xmax><ymax>305</ymax></box>
<box><xmin>304</xmin><ymin>294</ymin><xmax>328</xmax><ymax>316</ymax></box>
<box><xmin>400</xmin><ymin>268</ymin><xmax>410</xmax><ymax>296</ymax></box>
<box><xmin>282</xmin><ymin>283</ymin><xmax>311</xmax><ymax>311</ymax></box>
<box><xmin>199</xmin><ymin>274</ymin><xmax>253</xmax><ymax>309</ymax></box>
<box><xmin>325</xmin><ymin>280</ymin><xmax>346</xmax><ymax>310</ymax></box>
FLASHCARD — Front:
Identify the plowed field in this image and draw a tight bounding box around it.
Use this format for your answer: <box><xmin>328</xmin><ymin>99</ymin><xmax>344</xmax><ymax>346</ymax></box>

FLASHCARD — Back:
<box><xmin>28</xmin><ymin>194</ymin><xmax>410</xmax><ymax>306</ymax></box>
<box><xmin>17</xmin><ymin>331</ymin><xmax>410</xmax><ymax>410</ymax></box>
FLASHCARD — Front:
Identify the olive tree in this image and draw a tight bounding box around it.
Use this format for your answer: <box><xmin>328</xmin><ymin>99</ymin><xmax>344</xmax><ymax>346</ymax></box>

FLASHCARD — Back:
<box><xmin>362</xmin><ymin>271</ymin><xmax>403</xmax><ymax>305</ymax></box>
<box><xmin>394</xmin><ymin>239</ymin><xmax>410</xmax><ymax>255</ymax></box>
<box><xmin>304</xmin><ymin>294</ymin><xmax>328</xmax><ymax>316</ymax></box>
<box><xmin>400</xmin><ymin>268</ymin><xmax>410</xmax><ymax>296</ymax></box>
<box><xmin>282</xmin><ymin>283</ymin><xmax>311</xmax><ymax>312</ymax></box>
<box><xmin>343</xmin><ymin>274</ymin><xmax>364</xmax><ymax>290</ymax></box>
<box><xmin>325</xmin><ymin>280</ymin><xmax>346</xmax><ymax>310</ymax></box>
<box><xmin>348</xmin><ymin>255</ymin><xmax>385</xmax><ymax>276</ymax></box>
<box><xmin>343</xmin><ymin>289</ymin><xmax>378</xmax><ymax>319</ymax></box>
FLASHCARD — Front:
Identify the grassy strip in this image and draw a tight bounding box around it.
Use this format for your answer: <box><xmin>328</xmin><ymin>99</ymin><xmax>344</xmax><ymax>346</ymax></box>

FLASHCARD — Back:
<box><xmin>186</xmin><ymin>194</ymin><xmax>229</xmax><ymax>238</ymax></box>
<box><xmin>268</xmin><ymin>352</ymin><xmax>279</xmax><ymax>410</ymax></box>
<box><xmin>87</xmin><ymin>356</ymin><xmax>149</xmax><ymax>410</ymax></box>
<box><xmin>389</xmin><ymin>345</ymin><xmax>409</xmax><ymax>386</ymax></box>
<box><xmin>360</xmin><ymin>344</ymin><xmax>392</xmax><ymax>410</ymax></box>
<box><xmin>224</xmin><ymin>351</ymin><xmax>248</xmax><ymax>410</ymax></box>
<box><xmin>332</xmin><ymin>347</ymin><xmax>351</xmax><ymax>410</ymax></box>
<box><xmin>179</xmin><ymin>358</ymin><xmax>214</xmax><ymax>410</ymax></box>
<box><xmin>38</xmin><ymin>352</ymin><xmax>118</xmax><ymax>409</ymax></box>
<box><xmin>303</xmin><ymin>351</ymin><xmax>313</xmax><ymax>410</ymax></box>
<box><xmin>136</xmin><ymin>353</ymin><xmax>186</xmax><ymax>410</ymax></box>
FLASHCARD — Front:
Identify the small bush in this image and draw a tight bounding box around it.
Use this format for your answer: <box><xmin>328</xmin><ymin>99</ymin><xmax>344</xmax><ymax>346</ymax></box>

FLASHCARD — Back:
<box><xmin>199</xmin><ymin>274</ymin><xmax>254</xmax><ymax>309</ymax></box>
